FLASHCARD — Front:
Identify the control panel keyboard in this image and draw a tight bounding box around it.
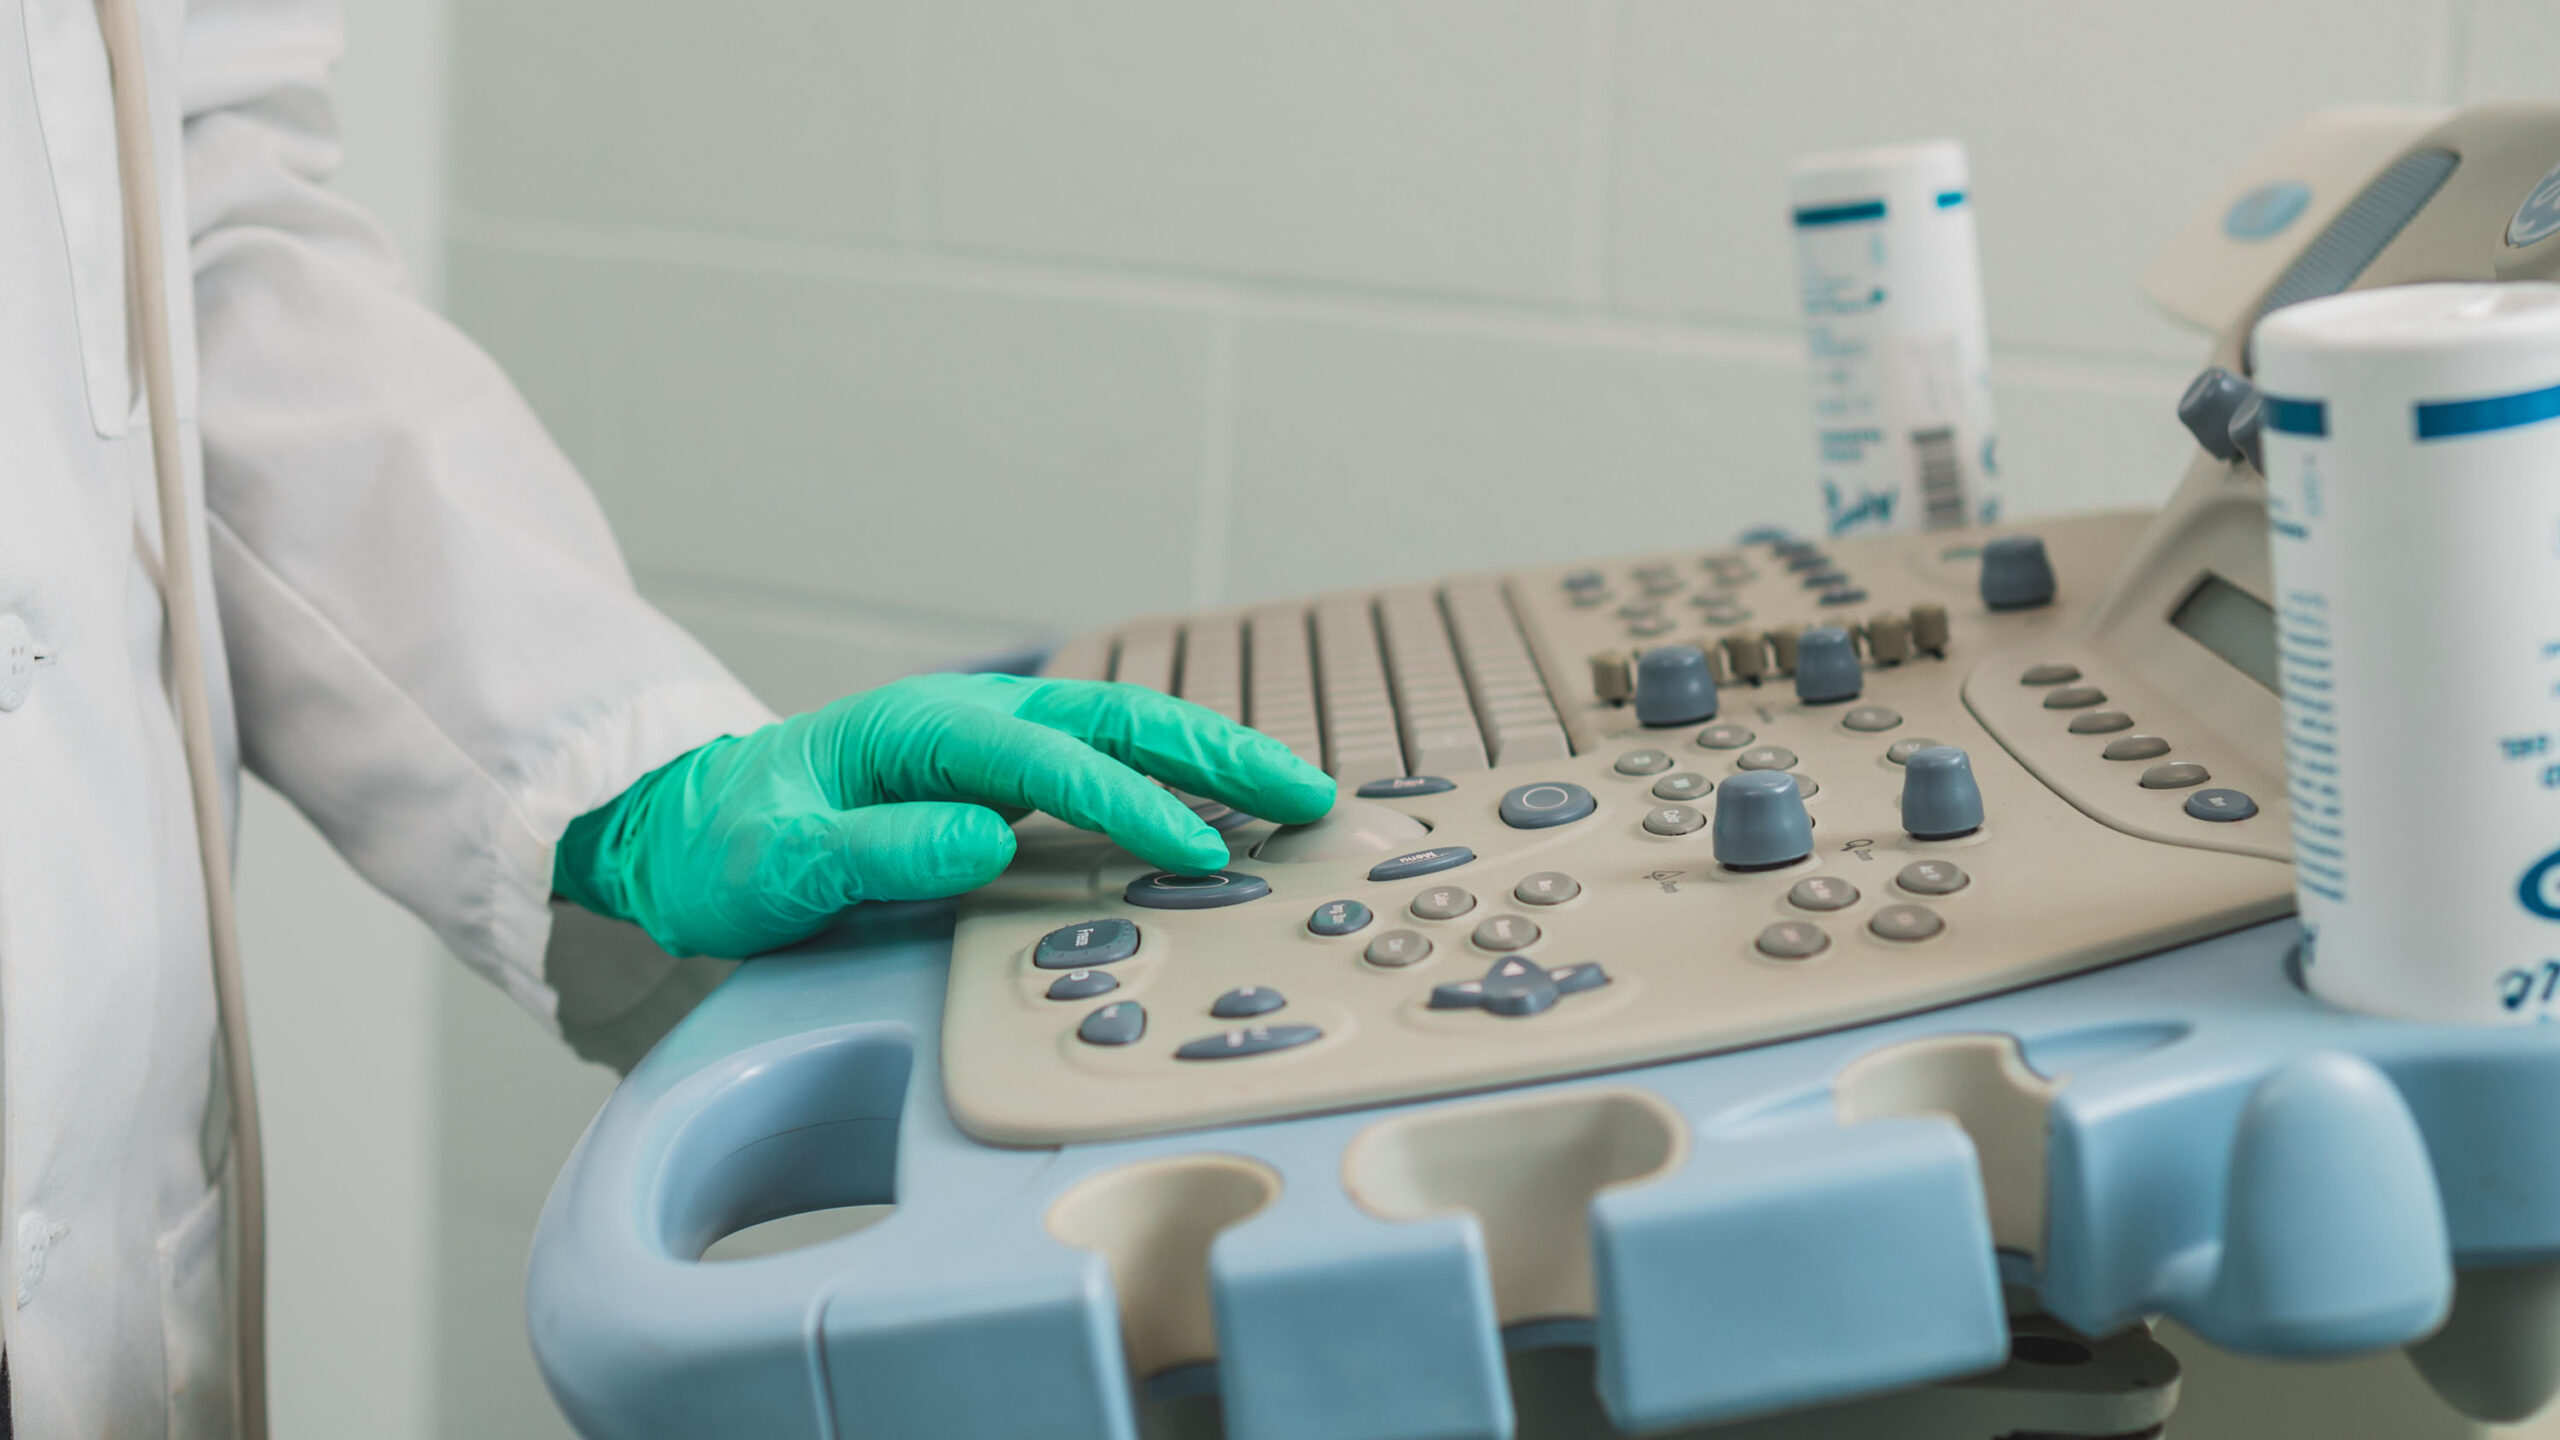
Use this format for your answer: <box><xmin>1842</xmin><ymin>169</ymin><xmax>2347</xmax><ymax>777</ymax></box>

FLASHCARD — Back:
<box><xmin>946</xmin><ymin>512</ymin><xmax>2297</xmax><ymax>1145</ymax></box>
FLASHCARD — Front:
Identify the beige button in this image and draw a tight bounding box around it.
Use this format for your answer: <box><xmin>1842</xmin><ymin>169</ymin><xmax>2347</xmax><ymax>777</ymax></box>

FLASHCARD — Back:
<box><xmin>1897</xmin><ymin>860</ymin><xmax>1969</xmax><ymax>895</ymax></box>
<box><xmin>1865</xmin><ymin>611</ymin><xmax>1912</xmax><ymax>665</ymax></box>
<box><xmin>1514</xmin><ymin>872</ymin><xmax>1581</xmax><ymax>906</ymax></box>
<box><xmin>1589</xmin><ymin>650</ymin><xmax>1633</xmax><ymax>704</ymax></box>
<box><xmin>1767</xmin><ymin>625</ymin><xmax>1803</xmax><ymax>674</ymax></box>
<box><xmin>1696</xmin><ymin>722</ymin><xmax>1756</xmax><ymax>750</ymax></box>
<box><xmin>2104</xmin><ymin>735</ymin><xmax>2172</xmax><ymax>762</ymax></box>
<box><xmin>1364</xmin><ymin>930</ymin><xmax>1433</xmax><ymax>967</ymax></box>
<box><xmin>1756</xmin><ymin>921</ymin><xmax>1830</xmax><ymax>959</ymax></box>
<box><xmin>1410</xmin><ymin>886</ymin><xmax>1477</xmax><ymax>920</ymax></box>
<box><xmin>1869</xmin><ymin>904</ymin><xmax>1945</xmax><ymax>941</ymax></box>
<box><xmin>1788</xmin><ymin>876</ymin><xmax>1859</xmax><ymax>912</ymax></box>
<box><xmin>1720</xmin><ymin>631</ymin><xmax>1769</xmax><ymax>681</ymax></box>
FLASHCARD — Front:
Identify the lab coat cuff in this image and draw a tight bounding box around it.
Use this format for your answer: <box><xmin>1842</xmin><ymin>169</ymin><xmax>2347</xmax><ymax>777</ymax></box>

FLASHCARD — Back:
<box><xmin>472</xmin><ymin>678</ymin><xmax>778</xmax><ymax>1028</ymax></box>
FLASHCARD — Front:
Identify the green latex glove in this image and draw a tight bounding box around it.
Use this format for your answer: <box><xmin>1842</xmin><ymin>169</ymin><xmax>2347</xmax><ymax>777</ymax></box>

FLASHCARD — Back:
<box><xmin>551</xmin><ymin>672</ymin><xmax>1337</xmax><ymax>959</ymax></box>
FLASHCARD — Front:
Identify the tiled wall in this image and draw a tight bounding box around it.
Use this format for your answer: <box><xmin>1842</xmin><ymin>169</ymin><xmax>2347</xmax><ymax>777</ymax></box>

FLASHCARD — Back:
<box><xmin>416</xmin><ymin>7</ymin><xmax>2560</xmax><ymax>1436</ymax></box>
<box><xmin>445</xmin><ymin>0</ymin><xmax>2554</xmax><ymax>707</ymax></box>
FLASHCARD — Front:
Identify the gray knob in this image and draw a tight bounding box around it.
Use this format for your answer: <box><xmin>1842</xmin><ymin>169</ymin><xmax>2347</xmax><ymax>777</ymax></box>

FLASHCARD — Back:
<box><xmin>1713</xmin><ymin>770</ymin><xmax>1813</xmax><ymax>870</ymax></box>
<box><xmin>2227</xmin><ymin>389</ymin><xmax>2266</xmax><ymax>473</ymax></box>
<box><xmin>1793</xmin><ymin>625</ymin><xmax>1862</xmax><ymax>704</ymax></box>
<box><xmin>1901</xmin><ymin>746</ymin><xmax>1985</xmax><ymax>840</ymax></box>
<box><xmin>1979</xmin><ymin>534</ymin><xmax>2056</xmax><ymax>611</ymax></box>
<box><xmin>1635</xmin><ymin>644</ymin><xmax>1719</xmax><ymax>727</ymax></box>
<box><xmin>2178</xmin><ymin>367</ymin><xmax>2253</xmax><ymax>462</ymax></box>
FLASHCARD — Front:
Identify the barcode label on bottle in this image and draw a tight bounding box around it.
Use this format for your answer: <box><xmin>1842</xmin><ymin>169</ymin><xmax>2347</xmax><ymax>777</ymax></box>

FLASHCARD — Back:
<box><xmin>1911</xmin><ymin>426</ymin><xmax>1964</xmax><ymax>530</ymax></box>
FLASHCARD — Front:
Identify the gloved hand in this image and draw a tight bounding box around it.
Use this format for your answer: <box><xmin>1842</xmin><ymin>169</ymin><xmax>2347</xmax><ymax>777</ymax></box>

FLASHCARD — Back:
<box><xmin>552</xmin><ymin>672</ymin><xmax>1337</xmax><ymax>959</ymax></box>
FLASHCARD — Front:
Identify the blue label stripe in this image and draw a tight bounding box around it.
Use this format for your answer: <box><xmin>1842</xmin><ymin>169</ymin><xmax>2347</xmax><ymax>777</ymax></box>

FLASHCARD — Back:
<box><xmin>1793</xmin><ymin>199</ymin><xmax>1886</xmax><ymax>228</ymax></box>
<box><xmin>2263</xmin><ymin>395</ymin><xmax>2328</xmax><ymax>437</ymax></box>
<box><xmin>2416</xmin><ymin>381</ymin><xmax>2560</xmax><ymax>440</ymax></box>
<box><xmin>1935</xmin><ymin>189</ymin><xmax>1967</xmax><ymax>209</ymax></box>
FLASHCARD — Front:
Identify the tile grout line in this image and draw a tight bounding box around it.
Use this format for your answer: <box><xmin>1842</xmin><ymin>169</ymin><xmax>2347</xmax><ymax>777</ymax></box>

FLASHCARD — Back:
<box><xmin>1566</xmin><ymin>0</ymin><xmax>1625</xmax><ymax>308</ymax></box>
<box><xmin>1192</xmin><ymin>311</ymin><xmax>1238</xmax><ymax>609</ymax></box>
<box><xmin>633</xmin><ymin>564</ymin><xmax>1044</xmax><ymax>643</ymax></box>
<box><xmin>446</xmin><ymin>210</ymin><xmax>2199</xmax><ymax>386</ymax></box>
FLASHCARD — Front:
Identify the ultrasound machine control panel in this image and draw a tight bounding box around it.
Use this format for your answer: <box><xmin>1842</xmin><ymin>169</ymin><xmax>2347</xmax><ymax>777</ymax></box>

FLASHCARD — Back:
<box><xmin>940</xmin><ymin>104</ymin><xmax>2560</xmax><ymax>1149</ymax></box>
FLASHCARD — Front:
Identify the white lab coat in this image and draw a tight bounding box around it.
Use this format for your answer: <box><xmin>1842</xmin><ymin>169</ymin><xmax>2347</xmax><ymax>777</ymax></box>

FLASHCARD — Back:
<box><xmin>2</xmin><ymin>0</ymin><xmax>774</xmax><ymax>1434</ymax></box>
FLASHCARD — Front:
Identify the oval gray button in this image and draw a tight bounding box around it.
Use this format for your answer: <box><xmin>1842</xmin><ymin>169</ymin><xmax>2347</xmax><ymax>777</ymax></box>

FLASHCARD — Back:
<box><xmin>1736</xmin><ymin>746</ymin><xmax>1798</xmax><ymax>771</ymax></box>
<box><xmin>1842</xmin><ymin>705</ymin><xmax>1902</xmax><ymax>732</ymax></box>
<box><xmin>1897</xmin><ymin>860</ymin><xmax>1969</xmax><ymax>896</ymax></box>
<box><xmin>1515</xmin><ymin>872</ymin><xmax>1581</xmax><ymax>906</ymax></box>
<box><xmin>2042</xmin><ymin>686</ymin><xmax>2107</xmax><ymax>710</ymax></box>
<box><xmin>2020</xmin><ymin>662</ymin><xmax>2081</xmax><ymax>686</ymax></box>
<box><xmin>1410</xmin><ymin>886</ymin><xmax>1477</xmax><ymax>921</ymax></box>
<box><xmin>1696</xmin><ymin>722</ymin><xmax>1756</xmax><ymax>750</ymax></box>
<box><xmin>1756</xmin><ymin>921</ymin><xmax>1829</xmax><ymax>959</ymax></box>
<box><xmin>1308</xmin><ymin>899</ymin><xmax>1373</xmax><ymax>936</ymax></box>
<box><xmin>2103</xmin><ymin>735</ymin><xmax>2171</xmax><ymax>761</ymax></box>
<box><xmin>1652</xmin><ymin>772</ymin><xmax>1713</xmax><ymax>801</ymax></box>
<box><xmin>1175</xmin><ymin>1024</ymin><xmax>1322</xmax><ymax>1061</ymax></box>
<box><xmin>1869</xmin><ymin>904</ymin><xmax>1945</xmax><ymax>942</ymax></box>
<box><xmin>1643</xmin><ymin>804</ymin><xmax>1707</xmax><ymax>836</ymax></box>
<box><xmin>1615</xmin><ymin>749</ymin><xmax>1674</xmax><ymax>776</ymax></box>
<box><xmin>1364</xmin><ymin>930</ymin><xmax>1433</xmax><ymax>967</ymax></box>
<box><xmin>2068</xmin><ymin>711</ymin><xmax>2135</xmax><ymax>735</ymax></box>
<box><xmin>1787</xmin><ymin>876</ymin><xmax>1859</xmax><ymax>912</ymax></box>
<box><xmin>1368</xmin><ymin>847</ymin><xmax>1475</xmax><ymax>882</ymax></box>
<box><xmin>1471</xmin><ymin>914</ymin><xmax>1541</xmax><ymax>951</ymax></box>
<box><xmin>1077</xmin><ymin>1002</ymin><xmax>1147</xmax><ymax>1046</ymax></box>
<box><xmin>2140</xmin><ymin>762</ymin><xmax>2210</xmax><ymax>789</ymax></box>
<box><xmin>2186</xmin><ymin>788</ymin><xmax>2258</xmax><ymax>822</ymax></box>
<box><xmin>1035</xmin><ymin>918</ymin><xmax>1140</xmax><ymax>969</ymax></box>
<box><xmin>1046</xmin><ymin>969</ymin><xmax>1120</xmax><ymax>1001</ymax></box>
<box><xmin>1211</xmin><ymin>986</ymin><xmax>1287</xmax><ymax>1019</ymax></box>
<box><xmin>1886</xmin><ymin>736</ymin><xmax>1944</xmax><ymax>765</ymax></box>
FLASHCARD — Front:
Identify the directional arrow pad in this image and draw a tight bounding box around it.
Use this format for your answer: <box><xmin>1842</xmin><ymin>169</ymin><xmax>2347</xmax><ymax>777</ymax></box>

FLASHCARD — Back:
<box><xmin>1428</xmin><ymin>957</ymin><xmax>1611</xmax><ymax>1019</ymax></box>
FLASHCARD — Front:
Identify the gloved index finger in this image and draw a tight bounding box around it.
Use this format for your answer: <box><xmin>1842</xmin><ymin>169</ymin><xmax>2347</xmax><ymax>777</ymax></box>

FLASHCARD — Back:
<box><xmin>1015</xmin><ymin>680</ymin><xmax>1337</xmax><ymax>826</ymax></box>
<box><xmin>871</xmin><ymin>704</ymin><xmax>1233</xmax><ymax>873</ymax></box>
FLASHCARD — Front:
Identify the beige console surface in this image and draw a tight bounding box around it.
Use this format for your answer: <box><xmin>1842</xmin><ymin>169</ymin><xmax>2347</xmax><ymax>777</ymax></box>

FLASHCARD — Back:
<box><xmin>945</xmin><ymin>510</ymin><xmax>2296</xmax><ymax>1146</ymax></box>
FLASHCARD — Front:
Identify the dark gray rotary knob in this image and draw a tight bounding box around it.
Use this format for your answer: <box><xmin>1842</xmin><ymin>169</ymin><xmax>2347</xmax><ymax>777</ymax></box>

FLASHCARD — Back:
<box><xmin>1979</xmin><ymin>535</ymin><xmax>2056</xmax><ymax>611</ymax></box>
<box><xmin>1792</xmin><ymin>625</ymin><xmax>1861</xmax><ymax>704</ymax></box>
<box><xmin>2177</xmin><ymin>366</ymin><xmax>2254</xmax><ymax>462</ymax></box>
<box><xmin>2226</xmin><ymin>389</ymin><xmax>2266</xmax><ymax>472</ymax></box>
<box><xmin>1712</xmin><ymin>769</ymin><xmax>1813</xmax><ymax>870</ymax></box>
<box><xmin>1901</xmin><ymin>745</ymin><xmax>1985</xmax><ymax>839</ymax></box>
<box><xmin>1635</xmin><ymin>644</ymin><xmax>1719</xmax><ymax>727</ymax></box>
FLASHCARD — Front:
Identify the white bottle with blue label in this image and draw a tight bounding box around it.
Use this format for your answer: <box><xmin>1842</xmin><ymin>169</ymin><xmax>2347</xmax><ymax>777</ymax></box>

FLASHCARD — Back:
<box><xmin>1788</xmin><ymin>139</ymin><xmax>2001</xmax><ymax>538</ymax></box>
<box><xmin>2255</xmin><ymin>282</ymin><xmax>2560</xmax><ymax>1024</ymax></box>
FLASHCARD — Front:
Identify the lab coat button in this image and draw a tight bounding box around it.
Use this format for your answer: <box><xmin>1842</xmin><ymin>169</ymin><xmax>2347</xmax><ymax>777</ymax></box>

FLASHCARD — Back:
<box><xmin>0</xmin><ymin>614</ymin><xmax>39</xmax><ymax>712</ymax></box>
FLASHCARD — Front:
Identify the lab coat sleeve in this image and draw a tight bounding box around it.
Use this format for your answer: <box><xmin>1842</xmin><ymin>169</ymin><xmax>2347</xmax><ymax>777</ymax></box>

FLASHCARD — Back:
<box><xmin>178</xmin><ymin>0</ymin><xmax>780</xmax><ymax>1023</ymax></box>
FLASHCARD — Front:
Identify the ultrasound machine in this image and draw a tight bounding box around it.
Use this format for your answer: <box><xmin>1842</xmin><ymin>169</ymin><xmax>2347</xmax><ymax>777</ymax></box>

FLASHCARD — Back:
<box><xmin>525</xmin><ymin>105</ymin><xmax>2560</xmax><ymax>1439</ymax></box>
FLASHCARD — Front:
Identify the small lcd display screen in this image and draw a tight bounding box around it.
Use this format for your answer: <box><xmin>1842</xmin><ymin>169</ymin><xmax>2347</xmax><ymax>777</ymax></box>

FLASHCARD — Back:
<box><xmin>2169</xmin><ymin>573</ymin><xmax>2279</xmax><ymax>692</ymax></box>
